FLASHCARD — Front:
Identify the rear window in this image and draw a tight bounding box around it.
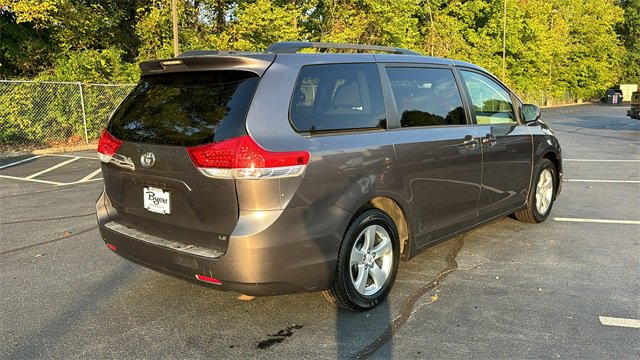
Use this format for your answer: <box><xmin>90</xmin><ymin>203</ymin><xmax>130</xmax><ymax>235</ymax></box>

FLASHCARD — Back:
<box><xmin>290</xmin><ymin>63</ymin><xmax>385</xmax><ymax>133</ymax></box>
<box><xmin>107</xmin><ymin>71</ymin><xmax>258</xmax><ymax>146</ymax></box>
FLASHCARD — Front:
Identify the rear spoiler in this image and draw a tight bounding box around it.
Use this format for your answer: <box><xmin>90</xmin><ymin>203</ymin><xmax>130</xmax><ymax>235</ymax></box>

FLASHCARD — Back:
<box><xmin>139</xmin><ymin>54</ymin><xmax>276</xmax><ymax>77</ymax></box>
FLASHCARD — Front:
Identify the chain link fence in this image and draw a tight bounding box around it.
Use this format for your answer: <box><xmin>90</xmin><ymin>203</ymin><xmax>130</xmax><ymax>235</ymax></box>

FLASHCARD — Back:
<box><xmin>0</xmin><ymin>80</ymin><xmax>135</xmax><ymax>153</ymax></box>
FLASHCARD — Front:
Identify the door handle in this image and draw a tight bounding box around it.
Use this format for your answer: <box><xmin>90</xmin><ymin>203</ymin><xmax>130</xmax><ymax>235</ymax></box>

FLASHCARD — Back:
<box><xmin>482</xmin><ymin>134</ymin><xmax>497</xmax><ymax>147</ymax></box>
<box><xmin>463</xmin><ymin>135</ymin><xmax>479</xmax><ymax>150</ymax></box>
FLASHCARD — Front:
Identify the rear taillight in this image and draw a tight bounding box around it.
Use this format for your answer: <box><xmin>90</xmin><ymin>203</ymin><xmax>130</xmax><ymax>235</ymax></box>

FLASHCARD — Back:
<box><xmin>97</xmin><ymin>129</ymin><xmax>123</xmax><ymax>163</ymax></box>
<box><xmin>187</xmin><ymin>135</ymin><xmax>310</xmax><ymax>179</ymax></box>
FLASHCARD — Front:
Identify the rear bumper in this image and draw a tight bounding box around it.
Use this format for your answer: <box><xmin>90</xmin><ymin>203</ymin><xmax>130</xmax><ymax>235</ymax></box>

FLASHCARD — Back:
<box><xmin>96</xmin><ymin>190</ymin><xmax>349</xmax><ymax>296</ymax></box>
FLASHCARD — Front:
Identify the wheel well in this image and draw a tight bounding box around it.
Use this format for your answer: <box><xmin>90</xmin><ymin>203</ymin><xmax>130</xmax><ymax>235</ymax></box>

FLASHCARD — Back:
<box><xmin>543</xmin><ymin>152</ymin><xmax>561</xmax><ymax>197</ymax></box>
<box><xmin>361</xmin><ymin>197</ymin><xmax>411</xmax><ymax>260</ymax></box>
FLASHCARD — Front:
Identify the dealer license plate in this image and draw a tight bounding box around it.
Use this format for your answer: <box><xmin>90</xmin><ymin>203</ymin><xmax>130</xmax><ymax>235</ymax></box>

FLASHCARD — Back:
<box><xmin>143</xmin><ymin>186</ymin><xmax>171</xmax><ymax>215</ymax></box>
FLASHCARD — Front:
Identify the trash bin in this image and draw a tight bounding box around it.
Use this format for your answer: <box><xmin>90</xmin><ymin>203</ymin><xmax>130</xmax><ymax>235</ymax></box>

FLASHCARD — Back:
<box><xmin>606</xmin><ymin>89</ymin><xmax>623</xmax><ymax>104</ymax></box>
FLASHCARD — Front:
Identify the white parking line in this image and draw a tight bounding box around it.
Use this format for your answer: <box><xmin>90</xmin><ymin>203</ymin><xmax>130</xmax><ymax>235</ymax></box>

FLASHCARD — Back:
<box><xmin>58</xmin><ymin>178</ymin><xmax>103</xmax><ymax>186</ymax></box>
<box><xmin>598</xmin><ymin>316</ymin><xmax>640</xmax><ymax>328</ymax></box>
<box><xmin>0</xmin><ymin>154</ymin><xmax>102</xmax><ymax>186</ymax></box>
<box><xmin>43</xmin><ymin>153</ymin><xmax>97</xmax><ymax>160</ymax></box>
<box><xmin>564</xmin><ymin>179</ymin><xmax>640</xmax><ymax>184</ymax></box>
<box><xmin>79</xmin><ymin>168</ymin><xmax>102</xmax><ymax>182</ymax></box>
<box><xmin>554</xmin><ymin>217</ymin><xmax>640</xmax><ymax>225</ymax></box>
<box><xmin>565</xmin><ymin>159</ymin><xmax>640</xmax><ymax>162</ymax></box>
<box><xmin>0</xmin><ymin>174</ymin><xmax>65</xmax><ymax>186</ymax></box>
<box><xmin>0</xmin><ymin>156</ymin><xmax>41</xmax><ymax>170</ymax></box>
<box><xmin>0</xmin><ymin>174</ymin><xmax>102</xmax><ymax>186</ymax></box>
<box><xmin>25</xmin><ymin>157</ymin><xmax>79</xmax><ymax>179</ymax></box>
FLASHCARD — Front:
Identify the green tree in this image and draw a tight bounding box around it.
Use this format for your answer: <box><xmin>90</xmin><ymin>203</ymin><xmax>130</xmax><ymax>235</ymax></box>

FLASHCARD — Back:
<box><xmin>1</xmin><ymin>0</ymin><xmax>153</xmax><ymax>79</ymax></box>
<box><xmin>229</xmin><ymin>0</ymin><xmax>305</xmax><ymax>51</ymax></box>
<box><xmin>561</xmin><ymin>0</ymin><xmax>624</xmax><ymax>97</ymax></box>
<box><xmin>36</xmin><ymin>47</ymin><xmax>138</xmax><ymax>82</ymax></box>
<box><xmin>0</xmin><ymin>10</ymin><xmax>55</xmax><ymax>77</ymax></box>
<box><xmin>0</xmin><ymin>0</ymin><xmax>62</xmax><ymax>28</ymax></box>
<box><xmin>416</xmin><ymin>0</ymin><xmax>471</xmax><ymax>58</ymax></box>
<box><xmin>310</xmin><ymin>0</ymin><xmax>420</xmax><ymax>50</ymax></box>
<box><xmin>619</xmin><ymin>0</ymin><xmax>640</xmax><ymax>83</ymax></box>
<box><xmin>0</xmin><ymin>0</ymin><xmax>632</xmax><ymax>100</ymax></box>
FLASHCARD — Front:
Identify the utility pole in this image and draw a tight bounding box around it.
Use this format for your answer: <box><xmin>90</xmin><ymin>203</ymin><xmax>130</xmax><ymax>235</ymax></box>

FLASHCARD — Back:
<box><xmin>502</xmin><ymin>0</ymin><xmax>507</xmax><ymax>81</ymax></box>
<box><xmin>172</xmin><ymin>0</ymin><xmax>179</xmax><ymax>57</ymax></box>
<box><xmin>426</xmin><ymin>0</ymin><xmax>435</xmax><ymax>57</ymax></box>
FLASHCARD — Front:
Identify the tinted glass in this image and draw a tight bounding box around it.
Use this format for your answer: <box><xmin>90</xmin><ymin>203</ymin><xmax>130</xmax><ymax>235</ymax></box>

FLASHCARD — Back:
<box><xmin>386</xmin><ymin>67</ymin><xmax>466</xmax><ymax>127</ymax></box>
<box><xmin>461</xmin><ymin>70</ymin><xmax>515</xmax><ymax>124</ymax></box>
<box><xmin>290</xmin><ymin>63</ymin><xmax>385</xmax><ymax>132</ymax></box>
<box><xmin>108</xmin><ymin>71</ymin><xmax>258</xmax><ymax>146</ymax></box>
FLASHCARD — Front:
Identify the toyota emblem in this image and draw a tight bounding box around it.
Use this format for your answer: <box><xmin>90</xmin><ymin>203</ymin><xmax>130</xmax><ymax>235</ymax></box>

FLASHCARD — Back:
<box><xmin>140</xmin><ymin>152</ymin><xmax>156</xmax><ymax>168</ymax></box>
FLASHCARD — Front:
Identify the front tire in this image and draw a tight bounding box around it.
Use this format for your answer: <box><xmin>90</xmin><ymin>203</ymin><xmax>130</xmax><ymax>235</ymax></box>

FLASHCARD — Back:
<box><xmin>515</xmin><ymin>158</ymin><xmax>557</xmax><ymax>223</ymax></box>
<box><xmin>323</xmin><ymin>209</ymin><xmax>400</xmax><ymax>311</ymax></box>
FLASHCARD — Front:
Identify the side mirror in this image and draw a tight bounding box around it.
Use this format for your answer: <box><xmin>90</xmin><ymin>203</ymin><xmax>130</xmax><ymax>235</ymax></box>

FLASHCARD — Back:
<box><xmin>521</xmin><ymin>104</ymin><xmax>541</xmax><ymax>123</ymax></box>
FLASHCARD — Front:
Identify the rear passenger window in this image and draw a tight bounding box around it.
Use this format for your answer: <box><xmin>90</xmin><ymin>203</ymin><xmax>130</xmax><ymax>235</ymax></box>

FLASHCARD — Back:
<box><xmin>461</xmin><ymin>70</ymin><xmax>515</xmax><ymax>124</ymax></box>
<box><xmin>290</xmin><ymin>64</ymin><xmax>385</xmax><ymax>133</ymax></box>
<box><xmin>386</xmin><ymin>67</ymin><xmax>466</xmax><ymax>127</ymax></box>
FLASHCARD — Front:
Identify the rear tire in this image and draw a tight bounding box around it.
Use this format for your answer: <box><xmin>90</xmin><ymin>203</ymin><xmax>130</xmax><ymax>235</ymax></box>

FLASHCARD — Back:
<box><xmin>323</xmin><ymin>209</ymin><xmax>400</xmax><ymax>311</ymax></box>
<box><xmin>515</xmin><ymin>158</ymin><xmax>557</xmax><ymax>223</ymax></box>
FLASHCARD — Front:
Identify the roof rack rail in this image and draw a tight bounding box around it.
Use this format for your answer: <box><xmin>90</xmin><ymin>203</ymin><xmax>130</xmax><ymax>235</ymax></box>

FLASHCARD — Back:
<box><xmin>265</xmin><ymin>41</ymin><xmax>420</xmax><ymax>55</ymax></box>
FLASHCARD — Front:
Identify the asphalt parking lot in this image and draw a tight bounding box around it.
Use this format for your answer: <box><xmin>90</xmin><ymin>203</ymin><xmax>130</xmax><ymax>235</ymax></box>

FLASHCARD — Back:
<box><xmin>1</xmin><ymin>104</ymin><xmax>638</xmax><ymax>359</ymax></box>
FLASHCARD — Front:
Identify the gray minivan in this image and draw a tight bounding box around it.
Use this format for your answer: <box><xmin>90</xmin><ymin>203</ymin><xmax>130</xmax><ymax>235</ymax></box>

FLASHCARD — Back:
<box><xmin>96</xmin><ymin>42</ymin><xmax>562</xmax><ymax>311</ymax></box>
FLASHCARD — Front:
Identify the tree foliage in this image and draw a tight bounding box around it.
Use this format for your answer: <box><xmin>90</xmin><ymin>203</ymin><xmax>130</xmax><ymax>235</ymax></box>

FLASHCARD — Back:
<box><xmin>619</xmin><ymin>0</ymin><xmax>640</xmax><ymax>83</ymax></box>
<box><xmin>0</xmin><ymin>0</ymin><xmax>635</xmax><ymax>100</ymax></box>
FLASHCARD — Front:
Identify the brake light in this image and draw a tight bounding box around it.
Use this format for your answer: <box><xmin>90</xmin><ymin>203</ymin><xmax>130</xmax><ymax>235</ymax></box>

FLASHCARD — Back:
<box><xmin>97</xmin><ymin>129</ymin><xmax>123</xmax><ymax>163</ymax></box>
<box><xmin>187</xmin><ymin>135</ymin><xmax>310</xmax><ymax>179</ymax></box>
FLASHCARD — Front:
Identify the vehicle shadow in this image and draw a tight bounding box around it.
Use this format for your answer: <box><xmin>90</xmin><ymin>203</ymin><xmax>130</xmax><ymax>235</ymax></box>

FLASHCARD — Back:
<box><xmin>336</xmin><ymin>299</ymin><xmax>393</xmax><ymax>359</ymax></box>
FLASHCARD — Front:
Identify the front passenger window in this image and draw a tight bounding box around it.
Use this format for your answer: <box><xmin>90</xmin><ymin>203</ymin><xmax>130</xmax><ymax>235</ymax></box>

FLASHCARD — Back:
<box><xmin>461</xmin><ymin>71</ymin><xmax>515</xmax><ymax>125</ymax></box>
